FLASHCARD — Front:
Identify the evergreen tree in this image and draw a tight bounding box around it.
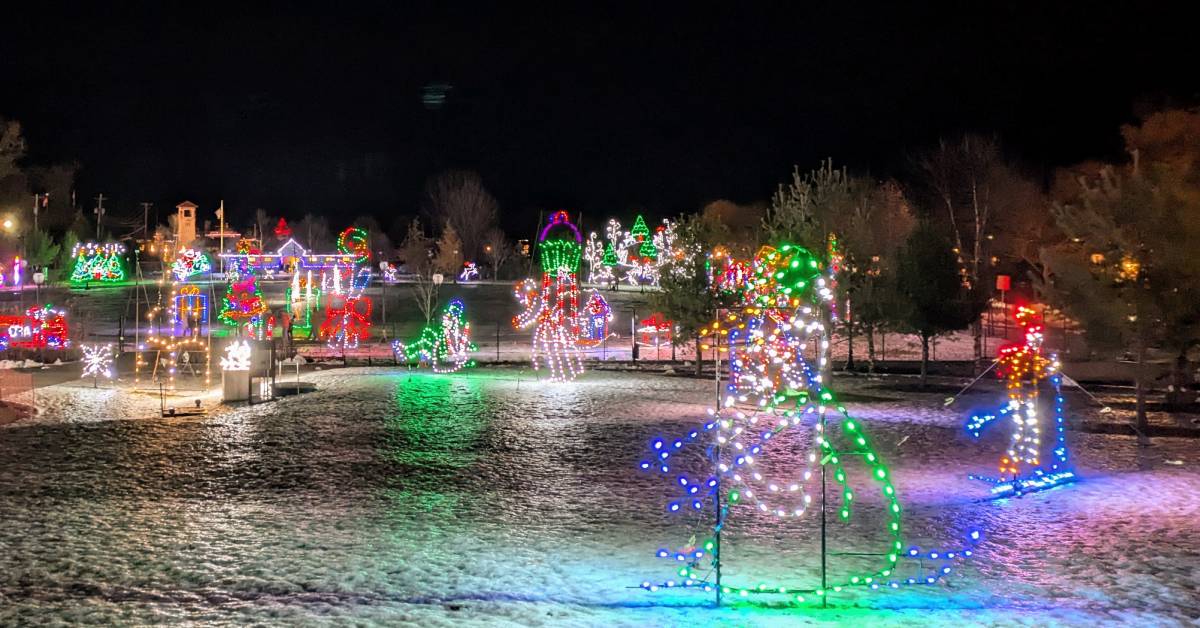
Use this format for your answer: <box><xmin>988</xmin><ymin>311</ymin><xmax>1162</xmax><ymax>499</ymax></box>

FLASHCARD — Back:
<box><xmin>895</xmin><ymin>221</ymin><xmax>976</xmax><ymax>387</ymax></box>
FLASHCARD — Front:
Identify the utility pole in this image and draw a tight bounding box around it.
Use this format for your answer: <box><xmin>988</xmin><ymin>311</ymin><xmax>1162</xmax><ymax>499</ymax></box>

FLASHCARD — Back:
<box><xmin>33</xmin><ymin>192</ymin><xmax>47</xmax><ymax>233</ymax></box>
<box><xmin>140</xmin><ymin>202</ymin><xmax>153</xmax><ymax>238</ymax></box>
<box><xmin>217</xmin><ymin>200</ymin><xmax>226</xmax><ymax>276</ymax></box>
<box><xmin>93</xmin><ymin>194</ymin><xmax>107</xmax><ymax>240</ymax></box>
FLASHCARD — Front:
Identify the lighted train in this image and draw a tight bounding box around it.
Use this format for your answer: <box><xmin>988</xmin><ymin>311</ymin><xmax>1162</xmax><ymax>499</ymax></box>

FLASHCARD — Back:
<box><xmin>0</xmin><ymin>305</ymin><xmax>70</xmax><ymax>351</ymax></box>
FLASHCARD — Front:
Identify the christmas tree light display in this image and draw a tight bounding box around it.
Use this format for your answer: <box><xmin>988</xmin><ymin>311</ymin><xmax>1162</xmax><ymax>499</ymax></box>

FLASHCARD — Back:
<box><xmin>81</xmin><ymin>343</ymin><xmax>115</xmax><ymax>381</ymax></box>
<box><xmin>337</xmin><ymin>227</ymin><xmax>371</xmax><ymax>264</ymax></box>
<box><xmin>965</xmin><ymin>305</ymin><xmax>1075</xmax><ymax>497</ymax></box>
<box><xmin>577</xmin><ymin>290</ymin><xmax>612</xmax><ymax>347</ymax></box>
<box><xmin>513</xmin><ymin>211</ymin><xmax>584</xmax><ymax>382</ymax></box>
<box><xmin>171</xmin><ymin>248</ymin><xmax>212</xmax><ymax>281</ymax></box>
<box><xmin>639</xmin><ymin>243</ymin><xmax>977</xmax><ymax>605</ymax></box>
<box><xmin>219</xmin><ymin>261</ymin><xmax>269</xmax><ymax>337</ymax></box>
<box><xmin>392</xmin><ymin>298</ymin><xmax>477</xmax><ymax>373</ymax></box>
<box><xmin>70</xmin><ymin>242</ymin><xmax>126</xmax><ymax>284</ymax></box>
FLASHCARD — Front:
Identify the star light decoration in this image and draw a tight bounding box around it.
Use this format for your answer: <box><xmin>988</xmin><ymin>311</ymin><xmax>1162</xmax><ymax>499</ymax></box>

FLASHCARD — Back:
<box><xmin>392</xmin><ymin>298</ymin><xmax>477</xmax><ymax>373</ymax></box>
<box><xmin>513</xmin><ymin>211</ymin><xmax>584</xmax><ymax>382</ymax></box>
<box><xmin>80</xmin><ymin>343</ymin><xmax>115</xmax><ymax>380</ymax></box>
<box><xmin>965</xmin><ymin>305</ymin><xmax>1075</xmax><ymax>497</ymax></box>
<box><xmin>638</xmin><ymin>243</ymin><xmax>978</xmax><ymax>605</ymax></box>
<box><xmin>220</xmin><ymin>340</ymin><xmax>252</xmax><ymax>371</ymax></box>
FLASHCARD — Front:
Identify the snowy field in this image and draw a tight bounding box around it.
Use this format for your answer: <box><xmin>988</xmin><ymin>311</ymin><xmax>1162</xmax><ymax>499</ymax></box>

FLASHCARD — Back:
<box><xmin>2</xmin><ymin>368</ymin><xmax>1198</xmax><ymax>626</ymax></box>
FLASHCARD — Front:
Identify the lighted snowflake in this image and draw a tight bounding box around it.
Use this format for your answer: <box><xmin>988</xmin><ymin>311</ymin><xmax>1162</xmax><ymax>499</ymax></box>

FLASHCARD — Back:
<box><xmin>80</xmin><ymin>343</ymin><xmax>115</xmax><ymax>379</ymax></box>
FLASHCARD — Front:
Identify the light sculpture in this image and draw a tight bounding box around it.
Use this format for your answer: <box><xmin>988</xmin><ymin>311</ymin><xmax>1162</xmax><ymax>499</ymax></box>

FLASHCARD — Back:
<box><xmin>639</xmin><ymin>243</ymin><xmax>977</xmax><ymax>605</ymax></box>
<box><xmin>513</xmin><ymin>211</ymin><xmax>584</xmax><ymax>382</ymax></box>
<box><xmin>965</xmin><ymin>305</ymin><xmax>1075</xmax><ymax>496</ymax></box>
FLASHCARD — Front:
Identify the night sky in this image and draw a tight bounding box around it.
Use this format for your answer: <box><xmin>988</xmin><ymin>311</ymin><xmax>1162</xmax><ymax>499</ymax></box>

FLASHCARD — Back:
<box><xmin>2</xmin><ymin>3</ymin><xmax>1193</xmax><ymax>233</ymax></box>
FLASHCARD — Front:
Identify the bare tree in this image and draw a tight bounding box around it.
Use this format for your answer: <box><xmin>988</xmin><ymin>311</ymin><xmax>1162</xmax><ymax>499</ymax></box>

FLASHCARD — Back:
<box><xmin>254</xmin><ymin>208</ymin><xmax>271</xmax><ymax>245</ymax></box>
<box><xmin>400</xmin><ymin>218</ymin><xmax>438</xmax><ymax>323</ymax></box>
<box><xmin>483</xmin><ymin>228</ymin><xmax>512</xmax><ymax>279</ymax></box>
<box><xmin>910</xmin><ymin>135</ymin><xmax>1030</xmax><ymax>370</ymax></box>
<box><xmin>296</xmin><ymin>213</ymin><xmax>331</xmax><ymax>250</ymax></box>
<box><xmin>423</xmin><ymin>170</ymin><xmax>498</xmax><ymax>263</ymax></box>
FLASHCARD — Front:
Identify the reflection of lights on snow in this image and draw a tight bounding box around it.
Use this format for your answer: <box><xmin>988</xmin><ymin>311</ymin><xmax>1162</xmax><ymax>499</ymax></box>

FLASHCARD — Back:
<box><xmin>221</xmin><ymin>340</ymin><xmax>252</xmax><ymax>371</ymax></box>
<box><xmin>81</xmin><ymin>343</ymin><xmax>115</xmax><ymax>379</ymax></box>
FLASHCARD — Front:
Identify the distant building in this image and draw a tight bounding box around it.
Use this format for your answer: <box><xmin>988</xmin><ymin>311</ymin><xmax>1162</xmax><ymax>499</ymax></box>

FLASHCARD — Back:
<box><xmin>176</xmin><ymin>201</ymin><xmax>198</xmax><ymax>248</ymax></box>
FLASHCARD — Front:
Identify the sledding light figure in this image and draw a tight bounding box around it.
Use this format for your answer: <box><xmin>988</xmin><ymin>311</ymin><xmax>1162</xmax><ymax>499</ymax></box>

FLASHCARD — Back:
<box><xmin>392</xmin><ymin>298</ymin><xmax>477</xmax><ymax>373</ymax></box>
<box><xmin>81</xmin><ymin>343</ymin><xmax>115</xmax><ymax>380</ymax></box>
<box><xmin>638</xmin><ymin>243</ymin><xmax>979</xmax><ymax>604</ymax></box>
<box><xmin>513</xmin><ymin>211</ymin><xmax>584</xmax><ymax>382</ymax></box>
<box><xmin>966</xmin><ymin>305</ymin><xmax>1075</xmax><ymax>497</ymax></box>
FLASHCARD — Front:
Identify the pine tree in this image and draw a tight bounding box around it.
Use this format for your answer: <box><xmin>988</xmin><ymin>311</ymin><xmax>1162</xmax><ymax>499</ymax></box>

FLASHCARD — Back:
<box><xmin>895</xmin><ymin>221</ymin><xmax>976</xmax><ymax>387</ymax></box>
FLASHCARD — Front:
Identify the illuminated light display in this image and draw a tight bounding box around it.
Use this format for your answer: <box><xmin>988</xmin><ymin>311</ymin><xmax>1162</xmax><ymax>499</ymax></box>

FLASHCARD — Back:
<box><xmin>513</xmin><ymin>211</ymin><xmax>584</xmax><ymax>382</ymax></box>
<box><xmin>221</xmin><ymin>238</ymin><xmax>359</xmax><ymax>272</ymax></box>
<box><xmin>459</xmin><ymin>261</ymin><xmax>479</xmax><ymax>282</ymax></box>
<box><xmin>586</xmin><ymin>215</ymin><xmax>675</xmax><ymax>287</ymax></box>
<box><xmin>285</xmin><ymin>270</ymin><xmax>320</xmax><ymax>338</ymax></box>
<box><xmin>337</xmin><ymin>227</ymin><xmax>371</xmax><ymax>264</ymax></box>
<box><xmin>138</xmin><ymin>275</ymin><xmax>213</xmax><ymax>388</ymax></box>
<box><xmin>171</xmin><ymin>248</ymin><xmax>212</xmax><ymax>281</ymax></box>
<box><xmin>70</xmin><ymin>242</ymin><xmax>127</xmax><ymax>284</ymax></box>
<box><xmin>392</xmin><ymin>298</ymin><xmax>477</xmax><ymax>373</ymax></box>
<box><xmin>637</xmin><ymin>313</ymin><xmax>673</xmax><ymax>347</ymax></box>
<box><xmin>274</xmin><ymin>217</ymin><xmax>292</xmax><ymax>239</ymax></box>
<box><xmin>81</xmin><ymin>343</ymin><xmax>115</xmax><ymax>380</ymax></box>
<box><xmin>11</xmin><ymin>255</ymin><xmax>24</xmax><ymax>286</ymax></box>
<box><xmin>0</xmin><ymin>305</ymin><xmax>70</xmax><ymax>349</ymax></box>
<box><xmin>639</xmin><ymin>243</ymin><xmax>978</xmax><ymax>605</ymax></box>
<box><xmin>577</xmin><ymin>290</ymin><xmax>612</xmax><ymax>347</ymax></box>
<box><xmin>218</xmin><ymin>262</ymin><xmax>269</xmax><ymax>337</ymax></box>
<box><xmin>172</xmin><ymin>285</ymin><xmax>210</xmax><ymax>337</ymax></box>
<box><xmin>965</xmin><ymin>305</ymin><xmax>1076</xmax><ymax>497</ymax></box>
<box><xmin>220</xmin><ymin>339</ymin><xmax>252</xmax><ymax>371</ymax></box>
<box><xmin>319</xmin><ymin>266</ymin><xmax>373</xmax><ymax>351</ymax></box>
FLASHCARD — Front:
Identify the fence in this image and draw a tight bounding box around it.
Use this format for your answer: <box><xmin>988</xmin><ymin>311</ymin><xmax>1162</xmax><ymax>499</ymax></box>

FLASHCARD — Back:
<box><xmin>0</xmin><ymin>370</ymin><xmax>35</xmax><ymax>409</ymax></box>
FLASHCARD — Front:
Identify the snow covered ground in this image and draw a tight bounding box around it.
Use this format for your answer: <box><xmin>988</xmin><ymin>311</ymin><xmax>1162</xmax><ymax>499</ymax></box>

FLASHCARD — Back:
<box><xmin>2</xmin><ymin>368</ymin><xmax>1198</xmax><ymax>626</ymax></box>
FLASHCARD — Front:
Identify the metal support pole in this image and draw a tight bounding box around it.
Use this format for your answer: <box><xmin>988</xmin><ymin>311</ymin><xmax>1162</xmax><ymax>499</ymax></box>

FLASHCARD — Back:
<box><xmin>713</xmin><ymin>328</ymin><xmax>722</xmax><ymax>607</ymax></box>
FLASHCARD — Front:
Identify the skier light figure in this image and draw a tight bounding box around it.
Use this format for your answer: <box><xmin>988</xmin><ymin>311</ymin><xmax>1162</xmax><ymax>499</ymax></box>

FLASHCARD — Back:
<box><xmin>966</xmin><ymin>305</ymin><xmax>1075</xmax><ymax>496</ymax></box>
